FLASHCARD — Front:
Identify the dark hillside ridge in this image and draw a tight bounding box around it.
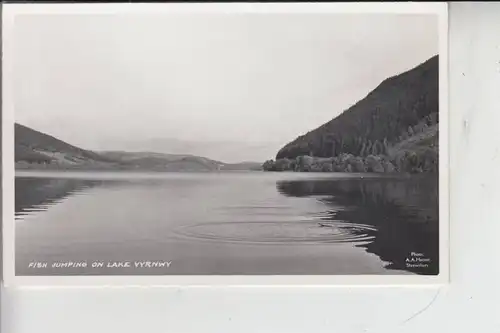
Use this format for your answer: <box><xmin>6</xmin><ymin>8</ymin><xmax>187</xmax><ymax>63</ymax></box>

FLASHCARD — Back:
<box><xmin>276</xmin><ymin>55</ymin><xmax>439</xmax><ymax>160</ymax></box>
<box><xmin>15</xmin><ymin>123</ymin><xmax>116</xmax><ymax>164</ymax></box>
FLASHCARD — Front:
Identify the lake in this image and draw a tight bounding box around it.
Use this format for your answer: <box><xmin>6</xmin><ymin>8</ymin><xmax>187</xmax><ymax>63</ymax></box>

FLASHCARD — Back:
<box><xmin>14</xmin><ymin>171</ymin><xmax>439</xmax><ymax>276</ymax></box>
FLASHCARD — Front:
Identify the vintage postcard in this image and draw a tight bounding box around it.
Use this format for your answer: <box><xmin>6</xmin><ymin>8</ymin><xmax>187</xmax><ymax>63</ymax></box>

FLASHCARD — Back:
<box><xmin>2</xmin><ymin>3</ymin><xmax>449</xmax><ymax>286</ymax></box>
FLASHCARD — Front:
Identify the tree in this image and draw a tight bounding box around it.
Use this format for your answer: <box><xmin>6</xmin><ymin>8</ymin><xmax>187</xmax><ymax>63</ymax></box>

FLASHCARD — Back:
<box><xmin>383</xmin><ymin>138</ymin><xmax>389</xmax><ymax>155</ymax></box>
<box><xmin>360</xmin><ymin>140</ymin><xmax>367</xmax><ymax>157</ymax></box>
<box><xmin>366</xmin><ymin>140</ymin><xmax>373</xmax><ymax>156</ymax></box>
<box><xmin>371</xmin><ymin>140</ymin><xmax>379</xmax><ymax>155</ymax></box>
<box><xmin>408</xmin><ymin>126</ymin><xmax>414</xmax><ymax>137</ymax></box>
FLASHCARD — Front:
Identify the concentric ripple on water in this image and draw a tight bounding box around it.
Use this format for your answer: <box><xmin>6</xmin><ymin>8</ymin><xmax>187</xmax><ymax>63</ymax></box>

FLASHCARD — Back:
<box><xmin>172</xmin><ymin>220</ymin><xmax>377</xmax><ymax>246</ymax></box>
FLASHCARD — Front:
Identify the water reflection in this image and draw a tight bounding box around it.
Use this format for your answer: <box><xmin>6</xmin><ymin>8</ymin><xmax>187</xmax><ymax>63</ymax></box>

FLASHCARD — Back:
<box><xmin>16</xmin><ymin>177</ymin><xmax>110</xmax><ymax>219</ymax></box>
<box><xmin>14</xmin><ymin>173</ymin><xmax>439</xmax><ymax>276</ymax></box>
<box><xmin>276</xmin><ymin>175</ymin><xmax>439</xmax><ymax>275</ymax></box>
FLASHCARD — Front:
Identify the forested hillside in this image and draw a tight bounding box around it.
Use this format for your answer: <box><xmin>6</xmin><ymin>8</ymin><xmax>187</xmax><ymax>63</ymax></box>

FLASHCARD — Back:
<box><xmin>264</xmin><ymin>55</ymin><xmax>439</xmax><ymax>174</ymax></box>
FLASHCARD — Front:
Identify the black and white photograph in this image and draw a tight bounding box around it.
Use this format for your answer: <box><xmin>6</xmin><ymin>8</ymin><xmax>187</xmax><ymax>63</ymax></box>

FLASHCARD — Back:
<box><xmin>2</xmin><ymin>3</ymin><xmax>448</xmax><ymax>285</ymax></box>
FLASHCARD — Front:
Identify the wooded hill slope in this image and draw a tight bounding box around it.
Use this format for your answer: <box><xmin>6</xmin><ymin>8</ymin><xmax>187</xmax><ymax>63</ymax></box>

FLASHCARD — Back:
<box><xmin>265</xmin><ymin>55</ymin><xmax>439</xmax><ymax>174</ymax></box>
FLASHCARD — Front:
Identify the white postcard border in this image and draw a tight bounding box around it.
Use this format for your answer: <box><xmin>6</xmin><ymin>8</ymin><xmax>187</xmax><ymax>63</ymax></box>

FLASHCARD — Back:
<box><xmin>2</xmin><ymin>2</ymin><xmax>449</xmax><ymax>287</ymax></box>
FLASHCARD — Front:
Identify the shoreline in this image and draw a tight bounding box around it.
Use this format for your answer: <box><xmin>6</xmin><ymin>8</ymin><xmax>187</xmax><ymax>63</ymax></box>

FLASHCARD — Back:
<box><xmin>14</xmin><ymin>168</ymin><xmax>433</xmax><ymax>182</ymax></box>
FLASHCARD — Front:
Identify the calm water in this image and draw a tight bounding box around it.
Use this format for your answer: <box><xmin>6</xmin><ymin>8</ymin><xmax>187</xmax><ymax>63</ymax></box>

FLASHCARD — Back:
<box><xmin>15</xmin><ymin>171</ymin><xmax>439</xmax><ymax>276</ymax></box>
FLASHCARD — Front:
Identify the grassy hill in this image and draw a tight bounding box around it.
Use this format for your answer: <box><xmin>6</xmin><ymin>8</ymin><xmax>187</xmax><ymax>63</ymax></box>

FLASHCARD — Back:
<box><xmin>99</xmin><ymin>151</ymin><xmax>223</xmax><ymax>171</ymax></box>
<box><xmin>264</xmin><ymin>55</ymin><xmax>439</xmax><ymax>174</ymax></box>
<box><xmin>220</xmin><ymin>162</ymin><xmax>263</xmax><ymax>171</ymax></box>
<box><xmin>99</xmin><ymin>151</ymin><xmax>262</xmax><ymax>171</ymax></box>
<box><xmin>15</xmin><ymin>124</ymin><xmax>262</xmax><ymax>172</ymax></box>
<box><xmin>15</xmin><ymin>123</ymin><xmax>119</xmax><ymax>166</ymax></box>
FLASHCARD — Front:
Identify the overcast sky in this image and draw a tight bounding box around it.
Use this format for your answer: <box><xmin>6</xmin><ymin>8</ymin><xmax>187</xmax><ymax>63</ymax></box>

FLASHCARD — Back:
<box><xmin>10</xmin><ymin>12</ymin><xmax>438</xmax><ymax>162</ymax></box>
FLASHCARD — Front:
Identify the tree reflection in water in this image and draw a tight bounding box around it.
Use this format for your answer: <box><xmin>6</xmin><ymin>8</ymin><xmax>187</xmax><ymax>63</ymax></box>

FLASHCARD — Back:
<box><xmin>15</xmin><ymin>177</ymin><xmax>111</xmax><ymax>217</ymax></box>
<box><xmin>276</xmin><ymin>175</ymin><xmax>439</xmax><ymax>275</ymax></box>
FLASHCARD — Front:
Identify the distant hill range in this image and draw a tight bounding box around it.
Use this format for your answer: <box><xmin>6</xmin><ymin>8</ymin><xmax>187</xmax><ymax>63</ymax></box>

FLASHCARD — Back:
<box><xmin>264</xmin><ymin>55</ymin><xmax>439</xmax><ymax>174</ymax></box>
<box><xmin>15</xmin><ymin>123</ymin><xmax>262</xmax><ymax>172</ymax></box>
<box><xmin>98</xmin><ymin>151</ymin><xmax>262</xmax><ymax>172</ymax></box>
